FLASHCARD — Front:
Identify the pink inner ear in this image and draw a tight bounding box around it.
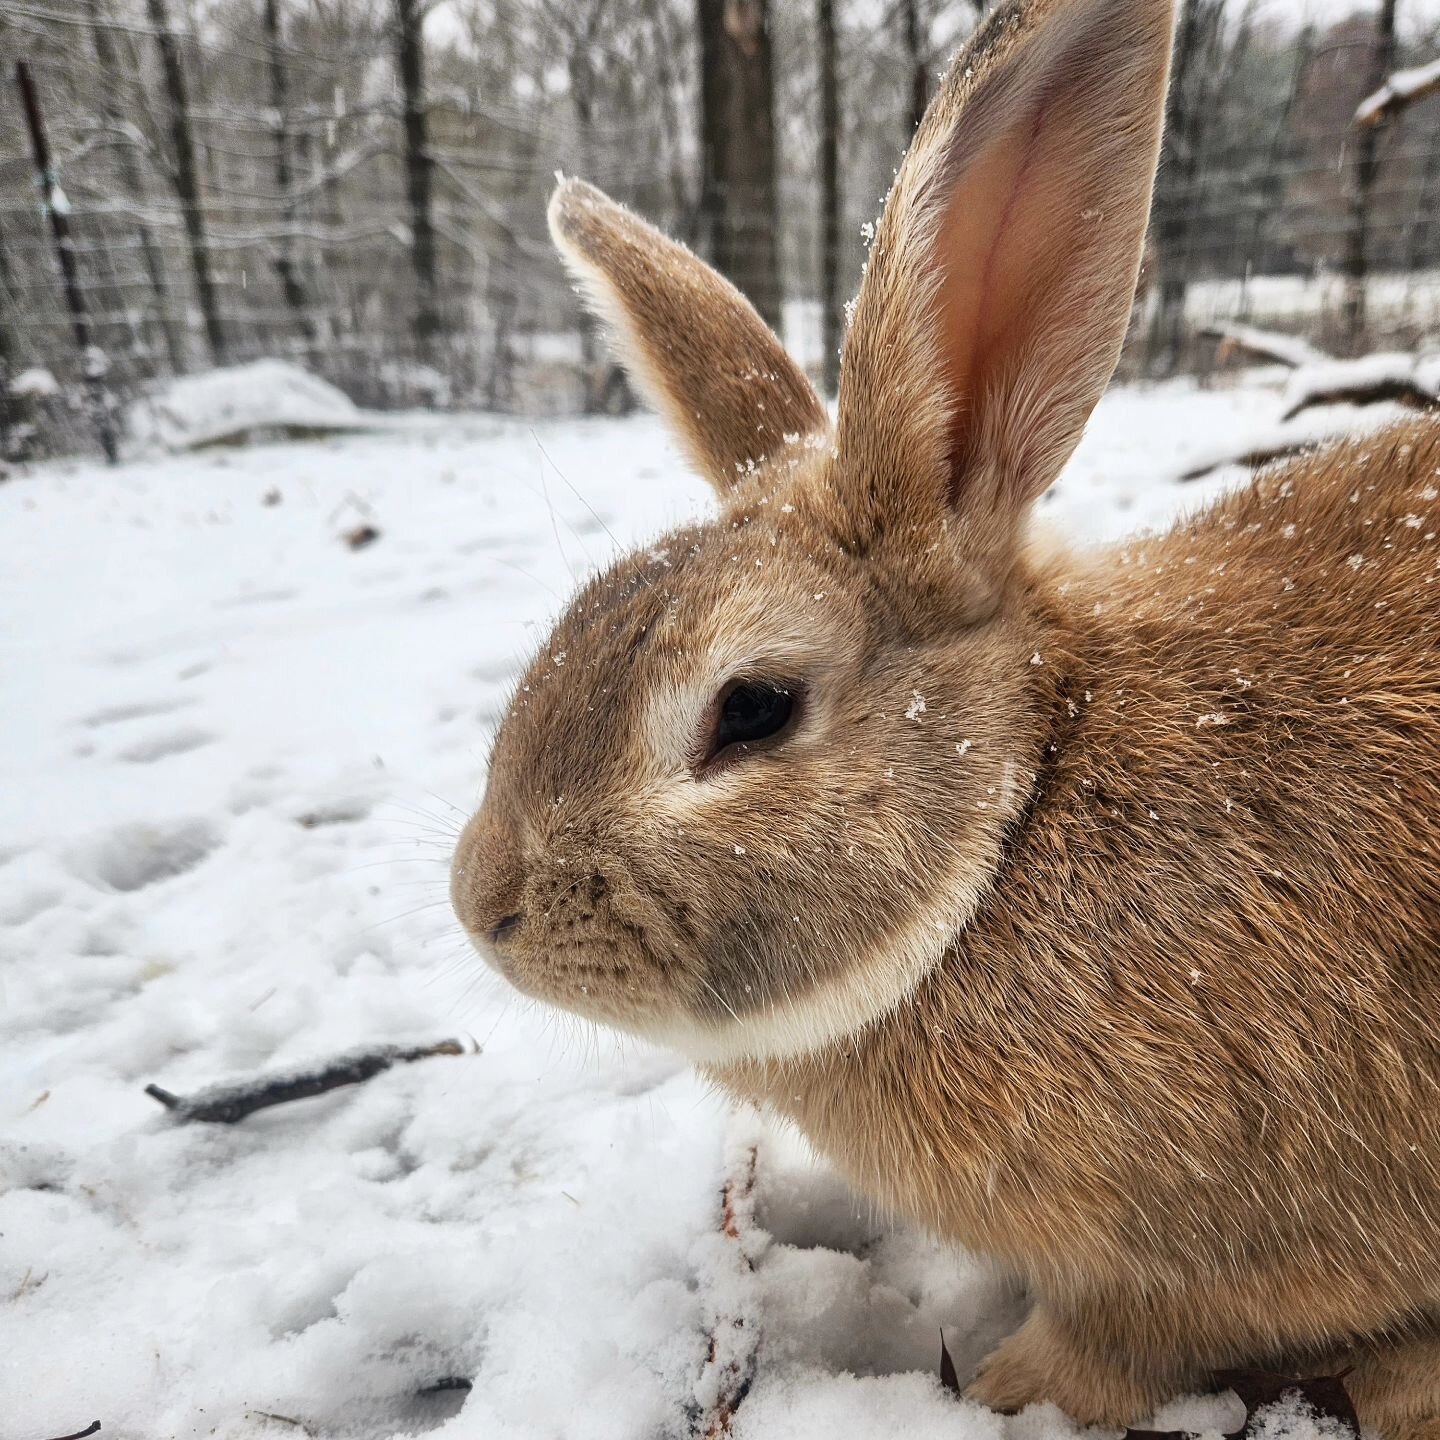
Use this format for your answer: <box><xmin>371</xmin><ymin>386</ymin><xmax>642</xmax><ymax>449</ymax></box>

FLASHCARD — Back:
<box><xmin>933</xmin><ymin>101</ymin><xmax>1062</xmax><ymax>488</ymax></box>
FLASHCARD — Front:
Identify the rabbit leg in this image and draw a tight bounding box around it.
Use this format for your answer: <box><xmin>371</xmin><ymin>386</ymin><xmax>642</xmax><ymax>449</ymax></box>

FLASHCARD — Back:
<box><xmin>1340</xmin><ymin>1332</ymin><xmax>1440</xmax><ymax>1440</ymax></box>
<box><xmin>964</xmin><ymin>1305</ymin><xmax>1173</xmax><ymax>1425</ymax></box>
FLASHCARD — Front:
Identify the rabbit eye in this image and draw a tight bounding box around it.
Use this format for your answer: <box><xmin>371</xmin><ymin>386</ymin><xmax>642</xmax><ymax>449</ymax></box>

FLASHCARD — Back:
<box><xmin>706</xmin><ymin>680</ymin><xmax>801</xmax><ymax>764</ymax></box>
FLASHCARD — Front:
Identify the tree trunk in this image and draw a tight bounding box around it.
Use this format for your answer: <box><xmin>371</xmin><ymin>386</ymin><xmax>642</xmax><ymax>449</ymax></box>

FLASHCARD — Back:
<box><xmin>901</xmin><ymin>0</ymin><xmax>928</xmax><ymax>135</ymax></box>
<box><xmin>395</xmin><ymin>0</ymin><xmax>442</xmax><ymax>358</ymax></box>
<box><xmin>817</xmin><ymin>0</ymin><xmax>841</xmax><ymax>396</ymax></box>
<box><xmin>697</xmin><ymin>0</ymin><xmax>783</xmax><ymax>329</ymax></box>
<box><xmin>0</xmin><ymin>213</ymin><xmax>20</xmax><ymax>456</ymax></box>
<box><xmin>145</xmin><ymin>0</ymin><xmax>228</xmax><ymax>365</ymax></box>
<box><xmin>1340</xmin><ymin>0</ymin><xmax>1400</xmax><ymax>357</ymax></box>
<box><xmin>15</xmin><ymin>59</ymin><xmax>119</xmax><ymax>463</ymax></box>
<box><xmin>1238</xmin><ymin>26</ymin><xmax>1313</xmax><ymax>317</ymax></box>
<box><xmin>86</xmin><ymin>0</ymin><xmax>187</xmax><ymax>374</ymax></box>
<box><xmin>1145</xmin><ymin>0</ymin><xmax>1221</xmax><ymax>375</ymax></box>
<box><xmin>264</xmin><ymin>0</ymin><xmax>316</xmax><ymax>348</ymax></box>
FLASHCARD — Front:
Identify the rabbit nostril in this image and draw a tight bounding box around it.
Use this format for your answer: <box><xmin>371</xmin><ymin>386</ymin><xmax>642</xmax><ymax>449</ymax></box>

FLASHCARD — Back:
<box><xmin>488</xmin><ymin>912</ymin><xmax>523</xmax><ymax>945</ymax></box>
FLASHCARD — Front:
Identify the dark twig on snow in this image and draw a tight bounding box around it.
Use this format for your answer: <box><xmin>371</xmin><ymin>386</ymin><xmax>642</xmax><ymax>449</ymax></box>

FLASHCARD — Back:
<box><xmin>144</xmin><ymin>1040</ymin><xmax>465</xmax><ymax>1124</ymax></box>
<box><xmin>43</xmin><ymin>1424</ymin><xmax>101</xmax><ymax>1440</ymax></box>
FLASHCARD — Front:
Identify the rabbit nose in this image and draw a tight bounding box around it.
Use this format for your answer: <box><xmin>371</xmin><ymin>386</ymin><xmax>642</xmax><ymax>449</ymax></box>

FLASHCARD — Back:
<box><xmin>450</xmin><ymin>808</ymin><xmax>527</xmax><ymax>951</ymax></box>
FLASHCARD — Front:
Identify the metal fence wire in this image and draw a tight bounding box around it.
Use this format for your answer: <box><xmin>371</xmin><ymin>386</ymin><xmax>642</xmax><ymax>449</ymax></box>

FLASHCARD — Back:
<box><xmin>1</xmin><ymin>0</ymin><xmax>1438</xmax><ymax>459</ymax></box>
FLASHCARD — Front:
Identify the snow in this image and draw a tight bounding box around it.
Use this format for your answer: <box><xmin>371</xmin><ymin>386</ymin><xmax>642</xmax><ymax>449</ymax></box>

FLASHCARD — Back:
<box><xmin>10</xmin><ymin>365</ymin><xmax>60</xmax><ymax>398</ymax></box>
<box><xmin>125</xmin><ymin>359</ymin><xmax>371</xmax><ymax>454</ymax></box>
<box><xmin>1</xmin><ymin>381</ymin><xmax>1357</xmax><ymax>1439</ymax></box>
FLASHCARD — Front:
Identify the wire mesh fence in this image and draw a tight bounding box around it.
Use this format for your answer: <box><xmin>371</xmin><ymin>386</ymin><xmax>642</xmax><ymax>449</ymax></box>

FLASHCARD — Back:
<box><xmin>1</xmin><ymin>0</ymin><xmax>1438</xmax><ymax>461</ymax></box>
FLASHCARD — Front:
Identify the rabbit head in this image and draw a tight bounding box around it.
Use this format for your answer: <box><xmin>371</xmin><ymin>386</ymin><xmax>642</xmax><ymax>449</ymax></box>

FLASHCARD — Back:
<box><xmin>451</xmin><ymin>0</ymin><xmax>1174</xmax><ymax>1060</ymax></box>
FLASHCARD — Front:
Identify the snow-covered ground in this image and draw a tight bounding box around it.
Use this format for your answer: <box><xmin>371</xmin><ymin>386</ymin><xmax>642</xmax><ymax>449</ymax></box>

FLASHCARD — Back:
<box><xmin>1</xmin><ymin>380</ymin><xmax>1357</xmax><ymax>1440</ymax></box>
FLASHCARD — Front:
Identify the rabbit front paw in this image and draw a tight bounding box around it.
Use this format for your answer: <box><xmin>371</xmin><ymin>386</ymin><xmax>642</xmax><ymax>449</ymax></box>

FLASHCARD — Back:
<box><xmin>964</xmin><ymin>1309</ymin><xmax>1163</xmax><ymax>1427</ymax></box>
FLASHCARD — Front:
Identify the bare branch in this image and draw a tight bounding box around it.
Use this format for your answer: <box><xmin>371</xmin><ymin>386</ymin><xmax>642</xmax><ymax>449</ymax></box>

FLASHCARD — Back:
<box><xmin>145</xmin><ymin>1040</ymin><xmax>466</xmax><ymax>1124</ymax></box>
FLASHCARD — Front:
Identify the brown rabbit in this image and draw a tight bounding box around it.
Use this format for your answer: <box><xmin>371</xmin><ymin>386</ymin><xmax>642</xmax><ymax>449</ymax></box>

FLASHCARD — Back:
<box><xmin>449</xmin><ymin>0</ymin><xmax>1440</xmax><ymax>1429</ymax></box>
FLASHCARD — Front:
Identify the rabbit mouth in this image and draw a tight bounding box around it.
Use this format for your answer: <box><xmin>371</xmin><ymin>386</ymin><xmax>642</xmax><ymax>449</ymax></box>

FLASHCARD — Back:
<box><xmin>462</xmin><ymin>898</ymin><xmax>695</xmax><ymax>1028</ymax></box>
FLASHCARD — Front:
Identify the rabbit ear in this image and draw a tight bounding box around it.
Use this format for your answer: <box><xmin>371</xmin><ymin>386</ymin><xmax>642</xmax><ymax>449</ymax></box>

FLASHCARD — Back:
<box><xmin>834</xmin><ymin>0</ymin><xmax>1174</xmax><ymax>562</ymax></box>
<box><xmin>548</xmin><ymin>179</ymin><xmax>827</xmax><ymax>494</ymax></box>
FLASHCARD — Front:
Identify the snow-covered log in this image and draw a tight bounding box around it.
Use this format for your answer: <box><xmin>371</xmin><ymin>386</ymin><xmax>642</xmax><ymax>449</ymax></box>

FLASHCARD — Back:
<box><xmin>1354</xmin><ymin>56</ymin><xmax>1440</xmax><ymax>127</ymax></box>
<box><xmin>1199</xmin><ymin>322</ymin><xmax>1328</xmax><ymax>369</ymax></box>
<box><xmin>126</xmin><ymin>359</ymin><xmax>372</xmax><ymax>452</ymax></box>
<box><xmin>1179</xmin><ymin>401</ymin><xmax>1409</xmax><ymax>480</ymax></box>
<box><xmin>1280</xmin><ymin>351</ymin><xmax>1440</xmax><ymax>420</ymax></box>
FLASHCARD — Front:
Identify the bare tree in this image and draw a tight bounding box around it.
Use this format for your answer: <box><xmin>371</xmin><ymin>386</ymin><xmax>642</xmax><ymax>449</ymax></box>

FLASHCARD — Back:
<box><xmin>697</xmin><ymin>0</ymin><xmax>782</xmax><ymax>328</ymax></box>
<box><xmin>396</xmin><ymin>0</ymin><xmax>442</xmax><ymax>356</ymax></box>
<box><xmin>1146</xmin><ymin>0</ymin><xmax>1226</xmax><ymax>374</ymax></box>
<box><xmin>145</xmin><ymin>0</ymin><xmax>227</xmax><ymax>365</ymax></box>
<box><xmin>900</xmin><ymin>0</ymin><xmax>928</xmax><ymax>136</ymax></box>
<box><xmin>85</xmin><ymin>0</ymin><xmax>186</xmax><ymax>373</ymax></box>
<box><xmin>1340</xmin><ymin>0</ymin><xmax>1400</xmax><ymax>355</ymax></box>
<box><xmin>263</xmin><ymin>0</ymin><xmax>316</xmax><ymax>348</ymax></box>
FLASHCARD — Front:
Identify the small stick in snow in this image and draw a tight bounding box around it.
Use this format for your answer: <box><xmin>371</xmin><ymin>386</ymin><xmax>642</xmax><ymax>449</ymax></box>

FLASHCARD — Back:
<box><xmin>144</xmin><ymin>1040</ymin><xmax>465</xmax><ymax>1124</ymax></box>
<box><xmin>43</xmin><ymin>1425</ymin><xmax>101</xmax><ymax>1440</ymax></box>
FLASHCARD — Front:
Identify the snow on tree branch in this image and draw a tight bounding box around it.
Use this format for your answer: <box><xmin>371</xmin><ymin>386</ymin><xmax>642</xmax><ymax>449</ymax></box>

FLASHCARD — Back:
<box><xmin>1354</xmin><ymin>56</ymin><xmax>1440</xmax><ymax>127</ymax></box>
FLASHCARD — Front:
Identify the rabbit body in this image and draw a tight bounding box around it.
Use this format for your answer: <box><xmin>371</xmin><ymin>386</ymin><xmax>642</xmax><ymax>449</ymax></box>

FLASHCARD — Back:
<box><xmin>711</xmin><ymin>422</ymin><xmax>1440</xmax><ymax>1425</ymax></box>
<box><xmin>450</xmin><ymin>0</ymin><xmax>1440</xmax><ymax>1424</ymax></box>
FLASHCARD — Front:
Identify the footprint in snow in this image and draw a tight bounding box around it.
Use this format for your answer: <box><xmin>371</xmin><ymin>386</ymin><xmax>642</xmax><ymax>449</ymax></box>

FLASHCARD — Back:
<box><xmin>80</xmin><ymin>697</ymin><xmax>194</xmax><ymax>729</ymax></box>
<box><xmin>1</xmin><ymin>889</ymin><xmax>61</xmax><ymax>926</ymax></box>
<box><xmin>67</xmin><ymin>817</ymin><xmax>222</xmax><ymax>893</ymax></box>
<box><xmin>116</xmin><ymin>728</ymin><xmax>215</xmax><ymax>764</ymax></box>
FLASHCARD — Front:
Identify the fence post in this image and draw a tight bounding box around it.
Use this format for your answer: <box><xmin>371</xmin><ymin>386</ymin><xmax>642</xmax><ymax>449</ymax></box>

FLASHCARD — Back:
<box><xmin>14</xmin><ymin>59</ymin><xmax>119</xmax><ymax>465</ymax></box>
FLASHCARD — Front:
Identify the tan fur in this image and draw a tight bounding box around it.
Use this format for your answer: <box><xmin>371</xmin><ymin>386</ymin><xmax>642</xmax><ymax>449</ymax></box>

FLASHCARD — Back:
<box><xmin>451</xmin><ymin>0</ymin><xmax>1440</xmax><ymax>1429</ymax></box>
<box><xmin>548</xmin><ymin>179</ymin><xmax>826</xmax><ymax>492</ymax></box>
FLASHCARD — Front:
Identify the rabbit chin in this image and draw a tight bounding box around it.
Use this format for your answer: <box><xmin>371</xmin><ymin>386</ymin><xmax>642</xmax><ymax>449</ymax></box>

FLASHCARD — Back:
<box><xmin>626</xmin><ymin>863</ymin><xmax>994</xmax><ymax>1065</ymax></box>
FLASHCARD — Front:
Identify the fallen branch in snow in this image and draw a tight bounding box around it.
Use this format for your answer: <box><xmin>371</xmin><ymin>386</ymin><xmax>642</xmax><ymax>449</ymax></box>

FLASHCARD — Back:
<box><xmin>1199</xmin><ymin>322</ymin><xmax>1327</xmax><ymax>369</ymax></box>
<box><xmin>1181</xmin><ymin>436</ymin><xmax>1320</xmax><ymax>480</ymax></box>
<box><xmin>1355</xmin><ymin>56</ymin><xmax>1440</xmax><ymax>127</ymax></box>
<box><xmin>692</xmin><ymin>1115</ymin><xmax>765</xmax><ymax>1438</ymax></box>
<box><xmin>1179</xmin><ymin>351</ymin><xmax>1435</xmax><ymax>479</ymax></box>
<box><xmin>144</xmin><ymin>1040</ymin><xmax>465</xmax><ymax>1124</ymax></box>
<box><xmin>42</xmin><ymin>1425</ymin><xmax>101</xmax><ymax>1440</ymax></box>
